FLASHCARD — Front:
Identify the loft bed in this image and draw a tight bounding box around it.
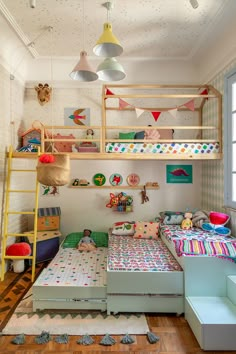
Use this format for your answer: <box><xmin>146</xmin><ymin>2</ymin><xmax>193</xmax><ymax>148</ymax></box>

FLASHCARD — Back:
<box><xmin>11</xmin><ymin>84</ymin><xmax>222</xmax><ymax>160</ymax></box>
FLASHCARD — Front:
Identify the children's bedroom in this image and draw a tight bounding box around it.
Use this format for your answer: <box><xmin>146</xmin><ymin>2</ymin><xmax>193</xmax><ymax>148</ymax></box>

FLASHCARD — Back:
<box><xmin>0</xmin><ymin>0</ymin><xmax>236</xmax><ymax>351</ymax></box>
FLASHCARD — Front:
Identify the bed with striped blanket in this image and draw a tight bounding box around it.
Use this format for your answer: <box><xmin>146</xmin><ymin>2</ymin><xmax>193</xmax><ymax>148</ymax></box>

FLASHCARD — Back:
<box><xmin>160</xmin><ymin>224</ymin><xmax>236</xmax><ymax>264</ymax></box>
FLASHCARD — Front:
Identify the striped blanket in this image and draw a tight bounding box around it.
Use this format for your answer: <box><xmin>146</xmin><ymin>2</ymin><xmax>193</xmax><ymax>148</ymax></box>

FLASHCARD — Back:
<box><xmin>173</xmin><ymin>239</ymin><xmax>236</xmax><ymax>262</ymax></box>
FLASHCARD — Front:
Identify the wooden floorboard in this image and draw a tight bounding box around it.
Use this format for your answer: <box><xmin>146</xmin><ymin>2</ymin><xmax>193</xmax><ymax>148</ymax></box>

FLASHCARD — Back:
<box><xmin>0</xmin><ymin>265</ymin><xmax>223</xmax><ymax>353</ymax></box>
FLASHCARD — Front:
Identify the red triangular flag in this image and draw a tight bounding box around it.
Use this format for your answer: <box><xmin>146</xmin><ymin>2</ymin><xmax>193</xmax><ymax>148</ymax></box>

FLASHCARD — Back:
<box><xmin>151</xmin><ymin>111</ymin><xmax>161</xmax><ymax>122</ymax></box>
<box><xmin>200</xmin><ymin>88</ymin><xmax>208</xmax><ymax>96</ymax></box>
<box><xmin>104</xmin><ymin>88</ymin><xmax>114</xmax><ymax>100</ymax></box>
<box><xmin>119</xmin><ymin>98</ymin><xmax>129</xmax><ymax>110</ymax></box>
<box><xmin>106</xmin><ymin>88</ymin><xmax>114</xmax><ymax>95</ymax></box>
<box><xmin>184</xmin><ymin>99</ymin><xmax>195</xmax><ymax>111</ymax></box>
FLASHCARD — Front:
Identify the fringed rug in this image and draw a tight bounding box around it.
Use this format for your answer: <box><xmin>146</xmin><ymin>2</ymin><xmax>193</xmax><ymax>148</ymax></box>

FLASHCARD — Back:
<box><xmin>2</xmin><ymin>290</ymin><xmax>149</xmax><ymax>335</ymax></box>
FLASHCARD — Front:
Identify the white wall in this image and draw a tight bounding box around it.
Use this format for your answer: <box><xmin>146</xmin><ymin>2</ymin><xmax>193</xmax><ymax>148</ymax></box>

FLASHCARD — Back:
<box><xmin>20</xmin><ymin>86</ymin><xmax>202</xmax><ymax>236</ymax></box>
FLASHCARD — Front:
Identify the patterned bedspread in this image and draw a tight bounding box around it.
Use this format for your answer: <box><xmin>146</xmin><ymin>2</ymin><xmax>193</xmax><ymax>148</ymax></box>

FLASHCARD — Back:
<box><xmin>108</xmin><ymin>234</ymin><xmax>182</xmax><ymax>271</ymax></box>
<box><xmin>106</xmin><ymin>142</ymin><xmax>220</xmax><ymax>154</ymax></box>
<box><xmin>35</xmin><ymin>247</ymin><xmax>107</xmax><ymax>287</ymax></box>
<box><xmin>160</xmin><ymin>224</ymin><xmax>236</xmax><ymax>262</ymax></box>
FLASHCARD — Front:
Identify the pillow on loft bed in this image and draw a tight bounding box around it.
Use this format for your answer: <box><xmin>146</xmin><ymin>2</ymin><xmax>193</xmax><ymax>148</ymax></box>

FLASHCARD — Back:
<box><xmin>62</xmin><ymin>231</ymin><xmax>108</xmax><ymax>248</ymax></box>
<box><xmin>119</xmin><ymin>132</ymin><xmax>136</xmax><ymax>140</ymax></box>
<box><xmin>133</xmin><ymin>221</ymin><xmax>159</xmax><ymax>239</ymax></box>
<box><xmin>144</xmin><ymin>129</ymin><xmax>173</xmax><ymax>140</ymax></box>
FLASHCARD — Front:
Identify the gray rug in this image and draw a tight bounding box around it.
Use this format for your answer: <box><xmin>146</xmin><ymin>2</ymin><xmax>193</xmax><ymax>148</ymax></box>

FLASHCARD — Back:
<box><xmin>3</xmin><ymin>290</ymin><xmax>149</xmax><ymax>335</ymax></box>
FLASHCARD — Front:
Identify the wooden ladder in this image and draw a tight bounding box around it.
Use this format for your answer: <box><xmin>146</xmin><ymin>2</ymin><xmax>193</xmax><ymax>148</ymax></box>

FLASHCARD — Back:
<box><xmin>1</xmin><ymin>145</ymin><xmax>40</xmax><ymax>282</ymax></box>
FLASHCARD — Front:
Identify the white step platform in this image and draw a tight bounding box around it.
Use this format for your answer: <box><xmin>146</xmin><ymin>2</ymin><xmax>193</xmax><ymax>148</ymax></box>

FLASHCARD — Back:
<box><xmin>185</xmin><ymin>296</ymin><xmax>236</xmax><ymax>350</ymax></box>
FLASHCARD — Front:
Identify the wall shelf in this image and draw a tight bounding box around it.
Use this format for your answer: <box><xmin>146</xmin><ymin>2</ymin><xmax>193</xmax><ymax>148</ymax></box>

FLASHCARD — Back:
<box><xmin>68</xmin><ymin>185</ymin><xmax>159</xmax><ymax>190</ymax></box>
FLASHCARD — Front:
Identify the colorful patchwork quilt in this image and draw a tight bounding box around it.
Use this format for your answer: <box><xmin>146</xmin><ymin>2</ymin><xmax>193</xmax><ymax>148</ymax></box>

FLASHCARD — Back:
<box><xmin>108</xmin><ymin>235</ymin><xmax>182</xmax><ymax>272</ymax></box>
<box><xmin>106</xmin><ymin>142</ymin><xmax>220</xmax><ymax>154</ymax></box>
<box><xmin>35</xmin><ymin>247</ymin><xmax>107</xmax><ymax>287</ymax></box>
<box><xmin>160</xmin><ymin>224</ymin><xmax>236</xmax><ymax>262</ymax></box>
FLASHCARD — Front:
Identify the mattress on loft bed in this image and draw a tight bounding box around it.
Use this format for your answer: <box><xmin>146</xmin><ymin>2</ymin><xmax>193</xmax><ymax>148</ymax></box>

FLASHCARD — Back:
<box><xmin>160</xmin><ymin>224</ymin><xmax>236</xmax><ymax>265</ymax></box>
<box><xmin>105</xmin><ymin>142</ymin><xmax>220</xmax><ymax>154</ymax></box>
<box><xmin>32</xmin><ymin>247</ymin><xmax>107</xmax><ymax>311</ymax></box>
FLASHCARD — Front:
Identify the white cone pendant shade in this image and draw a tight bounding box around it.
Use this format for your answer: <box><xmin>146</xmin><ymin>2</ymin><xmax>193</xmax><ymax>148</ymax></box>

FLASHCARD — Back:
<box><xmin>97</xmin><ymin>57</ymin><xmax>126</xmax><ymax>81</ymax></box>
<box><xmin>93</xmin><ymin>23</ymin><xmax>123</xmax><ymax>57</ymax></box>
<box><xmin>69</xmin><ymin>51</ymin><xmax>98</xmax><ymax>81</ymax></box>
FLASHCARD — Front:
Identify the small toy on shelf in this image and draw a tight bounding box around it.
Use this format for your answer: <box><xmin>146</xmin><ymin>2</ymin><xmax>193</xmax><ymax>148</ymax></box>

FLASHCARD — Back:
<box><xmin>106</xmin><ymin>192</ymin><xmax>133</xmax><ymax>212</ymax></box>
<box><xmin>181</xmin><ymin>212</ymin><xmax>193</xmax><ymax>230</ymax></box>
<box><xmin>77</xmin><ymin>229</ymin><xmax>96</xmax><ymax>251</ymax></box>
<box><xmin>141</xmin><ymin>185</ymin><xmax>149</xmax><ymax>204</ymax></box>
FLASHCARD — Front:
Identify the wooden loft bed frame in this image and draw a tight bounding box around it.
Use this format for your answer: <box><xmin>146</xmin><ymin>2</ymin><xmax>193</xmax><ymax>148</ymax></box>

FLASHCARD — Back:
<box><xmin>11</xmin><ymin>84</ymin><xmax>222</xmax><ymax>160</ymax></box>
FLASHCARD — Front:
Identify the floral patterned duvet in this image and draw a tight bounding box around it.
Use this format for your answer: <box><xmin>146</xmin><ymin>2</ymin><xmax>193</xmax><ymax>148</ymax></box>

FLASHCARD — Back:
<box><xmin>108</xmin><ymin>234</ymin><xmax>182</xmax><ymax>272</ymax></box>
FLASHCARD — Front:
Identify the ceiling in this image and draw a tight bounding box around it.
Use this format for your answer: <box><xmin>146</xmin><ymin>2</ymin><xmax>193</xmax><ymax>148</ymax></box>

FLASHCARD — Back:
<box><xmin>0</xmin><ymin>0</ymin><xmax>236</xmax><ymax>83</ymax></box>
<box><xmin>0</xmin><ymin>0</ymin><xmax>233</xmax><ymax>59</ymax></box>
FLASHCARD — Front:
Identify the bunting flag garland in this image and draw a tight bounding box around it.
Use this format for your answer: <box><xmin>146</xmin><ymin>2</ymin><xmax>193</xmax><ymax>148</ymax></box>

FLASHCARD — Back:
<box><xmin>151</xmin><ymin>111</ymin><xmax>161</xmax><ymax>121</ymax></box>
<box><xmin>105</xmin><ymin>87</ymin><xmax>211</xmax><ymax>121</ymax></box>
<box><xmin>168</xmin><ymin>108</ymin><xmax>178</xmax><ymax>119</ymax></box>
<box><xmin>119</xmin><ymin>98</ymin><xmax>130</xmax><ymax>110</ymax></box>
<box><xmin>135</xmin><ymin>108</ymin><xmax>145</xmax><ymax>118</ymax></box>
<box><xmin>184</xmin><ymin>99</ymin><xmax>195</xmax><ymax>111</ymax></box>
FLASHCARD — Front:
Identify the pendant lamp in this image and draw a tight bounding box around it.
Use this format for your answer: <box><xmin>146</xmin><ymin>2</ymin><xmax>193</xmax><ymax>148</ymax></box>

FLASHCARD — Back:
<box><xmin>93</xmin><ymin>2</ymin><xmax>123</xmax><ymax>58</ymax></box>
<box><xmin>69</xmin><ymin>51</ymin><xmax>98</xmax><ymax>81</ymax></box>
<box><xmin>97</xmin><ymin>57</ymin><xmax>126</xmax><ymax>81</ymax></box>
<box><xmin>69</xmin><ymin>0</ymin><xmax>98</xmax><ymax>82</ymax></box>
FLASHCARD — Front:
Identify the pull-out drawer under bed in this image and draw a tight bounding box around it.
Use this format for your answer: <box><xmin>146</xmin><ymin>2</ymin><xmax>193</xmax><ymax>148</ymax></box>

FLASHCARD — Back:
<box><xmin>33</xmin><ymin>247</ymin><xmax>107</xmax><ymax>311</ymax></box>
<box><xmin>107</xmin><ymin>235</ymin><xmax>184</xmax><ymax>315</ymax></box>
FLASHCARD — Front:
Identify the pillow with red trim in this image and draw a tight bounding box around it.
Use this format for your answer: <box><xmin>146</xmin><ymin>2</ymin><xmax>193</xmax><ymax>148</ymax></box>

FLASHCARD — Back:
<box><xmin>112</xmin><ymin>221</ymin><xmax>135</xmax><ymax>236</ymax></box>
<box><xmin>133</xmin><ymin>221</ymin><xmax>159</xmax><ymax>239</ymax></box>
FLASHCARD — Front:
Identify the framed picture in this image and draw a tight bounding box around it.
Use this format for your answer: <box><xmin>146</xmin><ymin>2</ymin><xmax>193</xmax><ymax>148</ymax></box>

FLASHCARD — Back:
<box><xmin>64</xmin><ymin>107</ymin><xmax>90</xmax><ymax>126</ymax></box>
<box><xmin>166</xmin><ymin>165</ymin><xmax>193</xmax><ymax>184</ymax></box>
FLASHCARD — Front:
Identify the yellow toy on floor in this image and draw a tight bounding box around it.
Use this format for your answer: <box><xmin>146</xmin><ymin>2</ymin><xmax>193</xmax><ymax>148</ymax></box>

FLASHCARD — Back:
<box><xmin>181</xmin><ymin>212</ymin><xmax>193</xmax><ymax>230</ymax></box>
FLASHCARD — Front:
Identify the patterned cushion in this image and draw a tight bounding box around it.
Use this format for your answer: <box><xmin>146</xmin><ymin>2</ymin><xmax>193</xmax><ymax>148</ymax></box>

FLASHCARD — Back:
<box><xmin>112</xmin><ymin>221</ymin><xmax>135</xmax><ymax>236</ymax></box>
<box><xmin>133</xmin><ymin>221</ymin><xmax>159</xmax><ymax>239</ymax></box>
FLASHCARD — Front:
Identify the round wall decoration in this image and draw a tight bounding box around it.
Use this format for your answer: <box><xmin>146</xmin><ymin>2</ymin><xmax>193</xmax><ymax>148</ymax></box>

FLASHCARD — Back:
<box><xmin>93</xmin><ymin>173</ymin><xmax>106</xmax><ymax>186</ymax></box>
<box><xmin>109</xmin><ymin>173</ymin><xmax>123</xmax><ymax>186</ymax></box>
<box><xmin>127</xmin><ymin>173</ymin><xmax>140</xmax><ymax>186</ymax></box>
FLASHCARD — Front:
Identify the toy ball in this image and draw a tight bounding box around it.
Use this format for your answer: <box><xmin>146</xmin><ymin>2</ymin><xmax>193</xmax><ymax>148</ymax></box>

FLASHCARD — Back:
<box><xmin>39</xmin><ymin>154</ymin><xmax>55</xmax><ymax>163</ymax></box>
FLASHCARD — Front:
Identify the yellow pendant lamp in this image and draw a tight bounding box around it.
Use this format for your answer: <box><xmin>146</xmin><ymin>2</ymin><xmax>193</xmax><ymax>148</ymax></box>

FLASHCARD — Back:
<box><xmin>93</xmin><ymin>2</ymin><xmax>123</xmax><ymax>58</ymax></box>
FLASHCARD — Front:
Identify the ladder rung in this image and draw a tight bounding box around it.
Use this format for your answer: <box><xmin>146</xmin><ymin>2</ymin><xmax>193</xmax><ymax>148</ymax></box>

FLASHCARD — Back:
<box><xmin>11</xmin><ymin>169</ymin><xmax>36</xmax><ymax>172</ymax></box>
<box><xmin>9</xmin><ymin>190</ymin><xmax>36</xmax><ymax>193</ymax></box>
<box><xmin>8</xmin><ymin>211</ymin><xmax>36</xmax><ymax>215</ymax></box>
<box><xmin>7</xmin><ymin>233</ymin><xmax>35</xmax><ymax>237</ymax></box>
<box><xmin>4</xmin><ymin>255</ymin><xmax>33</xmax><ymax>260</ymax></box>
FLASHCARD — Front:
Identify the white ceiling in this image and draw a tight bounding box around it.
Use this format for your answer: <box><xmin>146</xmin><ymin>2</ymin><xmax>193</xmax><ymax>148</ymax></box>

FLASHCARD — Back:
<box><xmin>0</xmin><ymin>0</ymin><xmax>236</xmax><ymax>83</ymax></box>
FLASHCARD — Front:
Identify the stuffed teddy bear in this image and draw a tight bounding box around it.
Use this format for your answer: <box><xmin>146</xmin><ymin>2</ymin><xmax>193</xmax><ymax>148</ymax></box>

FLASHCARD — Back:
<box><xmin>181</xmin><ymin>212</ymin><xmax>193</xmax><ymax>230</ymax></box>
<box><xmin>77</xmin><ymin>229</ymin><xmax>96</xmax><ymax>251</ymax></box>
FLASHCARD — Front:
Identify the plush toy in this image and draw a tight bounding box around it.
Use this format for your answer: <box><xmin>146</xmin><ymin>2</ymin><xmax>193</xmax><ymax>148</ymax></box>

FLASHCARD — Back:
<box><xmin>106</xmin><ymin>193</ymin><xmax>119</xmax><ymax>208</ymax></box>
<box><xmin>35</xmin><ymin>83</ymin><xmax>52</xmax><ymax>106</ymax></box>
<box><xmin>77</xmin><ymin>229</ymin><xmax>96</xmax><ymax>251</ymax></box>
<box><xmin>181</xmin><ymin>212</ymin><xmax>193</xmax><ymax>230</ymax></box>
<box><xmin>6</xmin><ymin>242</ymin><xmax>31</xmax><ymax>273</ymax></box>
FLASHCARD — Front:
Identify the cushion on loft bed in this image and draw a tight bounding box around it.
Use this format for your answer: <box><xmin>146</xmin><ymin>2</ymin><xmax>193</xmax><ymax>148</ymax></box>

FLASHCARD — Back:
<box><xmin>62</xmin><ymin>231</ymin><xmax>108</xmax><ymax>248</ymax></box>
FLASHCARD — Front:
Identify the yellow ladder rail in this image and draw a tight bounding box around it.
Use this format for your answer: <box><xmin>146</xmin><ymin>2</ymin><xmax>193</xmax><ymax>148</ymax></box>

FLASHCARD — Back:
<box><xmin>1</xmin><ymin>145</ymin><xmax>40</xmax><ymax>282</ymax></box>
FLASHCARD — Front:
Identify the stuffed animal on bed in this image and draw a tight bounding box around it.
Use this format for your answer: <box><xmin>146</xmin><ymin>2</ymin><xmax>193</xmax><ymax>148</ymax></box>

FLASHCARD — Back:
<box><xmin>181</xmin><ymin>212</ymin><xmax>193</xmax><ymax>230</ymax></box>
<box><xmin>77</xmin><ymin>229</ymin><xmax>96</xmax><ymax>251</ymax></box>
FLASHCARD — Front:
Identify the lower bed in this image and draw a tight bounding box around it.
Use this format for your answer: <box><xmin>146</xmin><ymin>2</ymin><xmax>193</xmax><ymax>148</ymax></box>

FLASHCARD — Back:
<box><xmin>33</xmin><ymin>247</ymin><xmax>107</xmax><ymax>311</ymax></box>
<box><xmin>106</xmin><ymin>234</ymin><xmax>184</xmax><ymax>315</ymax></box>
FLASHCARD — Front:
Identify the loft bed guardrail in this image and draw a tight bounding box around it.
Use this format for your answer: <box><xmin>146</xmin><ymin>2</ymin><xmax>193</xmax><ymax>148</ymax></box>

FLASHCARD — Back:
<box><xmin>11</xmin><ymin>84</ymin><xmax>222</xmax><ymax>160</ymax></box>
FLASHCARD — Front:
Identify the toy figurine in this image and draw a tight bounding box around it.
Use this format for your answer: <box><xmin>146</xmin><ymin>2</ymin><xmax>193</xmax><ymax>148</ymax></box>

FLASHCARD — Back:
<box><xmin>86</xmin><ymin>129</ymin><xmax>94</xmax><ymax>140</ymax></box>
<box><xmin>77</xmin><ymin>229</ymin><xmax>96</xmax><ymax>251</ymax></box>
<box><xmin>181</xmin><ymin>212</ymin><xmax>193</xmax><ymax>230</ymax></box>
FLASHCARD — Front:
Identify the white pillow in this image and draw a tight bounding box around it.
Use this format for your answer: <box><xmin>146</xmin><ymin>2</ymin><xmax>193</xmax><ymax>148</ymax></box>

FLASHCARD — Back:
<box><xmin>112</xmin><ymin>221</ymin><xmax>135</xmax><ymax>236</ymax></box>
